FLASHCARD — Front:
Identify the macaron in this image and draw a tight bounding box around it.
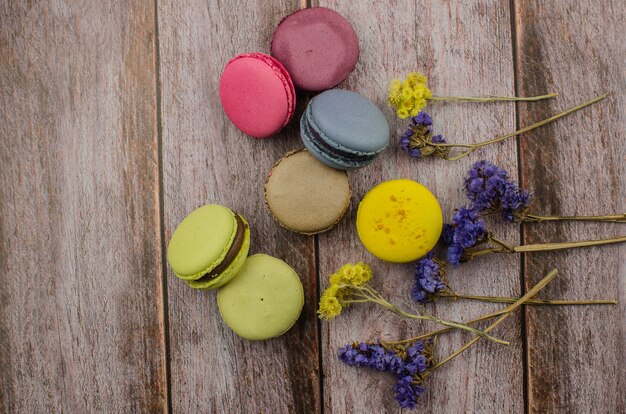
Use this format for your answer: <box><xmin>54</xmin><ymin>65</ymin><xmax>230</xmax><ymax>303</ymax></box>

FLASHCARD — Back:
<box><xmin>264</xmin><ymin>149</ymin><xmax>351</xmax><ymax>234</ymax></box>
<box><xmin>270</xmin><ymin>7</ymin><xmax>359</xmax><ymax>92</ymax></box>
<box><xmin>167</xmin><ymin>204</ymin><xmax>251</xmax><ymax>290</ymax></box>
<box><xmin>219</xmin><ymin>53</ymin><xmax>295</xmax><ymax>138</ymax></box>
<box><xmin>356</xmin><ymin>179</ymin><xmax>443</xmax><ymax>263</ymax></box>
<box><xmin>217</xmin><ymin>254</ymin><xmax>304</xmax><ymax>340</ymax></box>
<box><xmin>300</xmin><ymin>89</ymin><xmax>390</xmax><ymax>170</ymax></box>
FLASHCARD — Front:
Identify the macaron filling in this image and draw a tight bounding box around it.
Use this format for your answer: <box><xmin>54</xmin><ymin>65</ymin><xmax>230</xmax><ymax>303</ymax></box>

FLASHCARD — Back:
<box><xmin>193</xmin><ymin>215</ymin><xmax>247</xmax><ymax>283</ymax></box>
<box><xmin>301</xmin><ymin>114</ymin><xmax>374</xmax><ymax>170</ymax></box>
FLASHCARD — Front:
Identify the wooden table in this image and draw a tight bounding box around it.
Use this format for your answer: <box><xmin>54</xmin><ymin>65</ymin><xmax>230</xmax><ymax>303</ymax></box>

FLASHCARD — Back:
<box><xmin>1</xmin><ymin>1</ymin><xmax>624</xmax><ymax>412</ymax></box>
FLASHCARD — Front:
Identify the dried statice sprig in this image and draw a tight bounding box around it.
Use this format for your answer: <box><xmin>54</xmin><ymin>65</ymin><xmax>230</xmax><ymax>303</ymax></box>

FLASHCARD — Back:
<box><xmin>318</xmin><ymin>263</ymin><xmax>507</xmax><ymax>345</ymax></box>
<box><xmin>399</xmin><ymin>112</ymin><xmax>449</xmax><ymax>158</ymax></box>
<box><xmin>342</xmin><ymin>269</ymin><xmax>608</xmax><ymax>409</ymax></box>
<box><xmin>396</xmin><ymin>94</ymin><xmax>607</xmax><ymax>161</ymax></box>
<box><xmin>465</xmin><ymin>160</ymin><xmax>626</xmax><ymax>223</ymax></box>
<box><xmin>338</xmin><ymin>340</ymin><xmax>433</xmax><ymax>409</ymax></box>
<box><xmin>444</xmin><ymin>206</ymin><xmax>626</xmax><ymax>266</ymax></box>
<box><xmin>387</xmin><ymin>71</ymin><xmax>556</xmax><ymax>119</ymax></box>
<box><xmin>411</xmin><ymin>252</ymin><xmax>615</xmax><ymax>306</ymax></box>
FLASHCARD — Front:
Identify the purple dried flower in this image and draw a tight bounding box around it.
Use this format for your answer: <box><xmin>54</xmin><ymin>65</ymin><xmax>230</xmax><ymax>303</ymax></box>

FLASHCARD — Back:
<box><xmin>338</xmin><ymin>340</ymin><xmax>432</xmax><ymax>409</ymax></box>
<box><xmin>411</xmin><ymin>111</ymin><xmax>433</xmax><ymax>127</ymax></box>
<box><xmin>431</xmin><ymin>134</ymin><xmax>445</xmax><ymax>144</ymax></box>
<box><xmin>411</xmin><ymin>252</ymin><xmax>447</xmax><ymax>304</ymax></box>
<box><xmin>339</xmin><ymin>342</ymin><xmax>405</xmax><ymax>372</ymax></box>
<box><xmin>446</xmin><ymin>207</ymin><xmax>487</xmax><ymax>266</ymax></box>
<box><xmin>338</xmin><ymin>344</ymin><xmax>359</xmax><ymax>365</ymax></box>
<box><xmin>441</xmin><ymin>223</ymin><xmax>454</xmax><ymax>245</ymax></box>
<box><xmin>446</xmin><ymin>244</ymin><xmax>465</xmax><ymax>267</ymax></box>
<box><xmin>400</xmin><ymin>111</ymin><xmax>448</xmax><ymax>158</ymax></box>
<box><xmin>393</xmin><ymin>375</ymin><xmax>424</xmax><ymax>409</ymax></box>
<box><xmin>464</xmin><ymin>160</ymin><xmax>533</xmax><ymax>221</ymax></box>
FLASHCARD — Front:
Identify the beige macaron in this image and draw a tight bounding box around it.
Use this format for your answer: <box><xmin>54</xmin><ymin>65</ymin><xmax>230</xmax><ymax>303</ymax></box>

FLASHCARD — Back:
<box><xmin>264</xmin><ymin>149</ymin><xmax>351</xmax><ymax>234</ymax></box>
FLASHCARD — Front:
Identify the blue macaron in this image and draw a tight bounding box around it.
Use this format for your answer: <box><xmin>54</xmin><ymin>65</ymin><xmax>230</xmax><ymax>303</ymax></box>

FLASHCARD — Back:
<box><xmin>300</xmin><ymin>89</ymin><xmax>390</xmax><ymax>170</ymax></box>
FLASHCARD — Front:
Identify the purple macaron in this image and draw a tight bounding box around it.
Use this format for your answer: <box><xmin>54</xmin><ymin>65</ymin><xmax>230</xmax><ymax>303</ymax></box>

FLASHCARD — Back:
<box><xmin>270</xmin><ymin>7</ymin><xmax>359</xmax><ymax>92</ymax></box>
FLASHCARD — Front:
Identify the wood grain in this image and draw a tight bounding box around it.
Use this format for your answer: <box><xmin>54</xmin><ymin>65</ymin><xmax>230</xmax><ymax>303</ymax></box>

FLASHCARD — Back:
<box><xmin>514</xmin><ymin>0</ymin><xmax>626</xmax><ymax>412</ymax></box>
<box><xmin>0</xmin><ymin>1</ymin><xmax>166</xmax><ymax>412</ymax></box>
<box><xmin>314</xmin><ymin>1</ymin><xmax>524</xmax><ymax>412</ymax></box>
<box><xmin>157</xmin><ymin>0</ymin><xmax>321</xmax><ymax>412</ymax></box>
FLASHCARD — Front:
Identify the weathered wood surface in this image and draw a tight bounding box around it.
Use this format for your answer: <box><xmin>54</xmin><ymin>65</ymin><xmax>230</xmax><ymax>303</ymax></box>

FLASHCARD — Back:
<box><xmin>515</xmin><ymin>0</ymin><xmax>626</xmax><ymax>412</ymax></box>
<box><xmin>315</xmin><ymin>1</ymin><xmax>524</xmax><ymax>412</ymax></box>
<box><xmin>157</xmin><ymin>0</ymin><xmax>321</xmax><ymax>412</ymax></box>
<box><xmin>1</xmin><ymin>0</ymin><xmax>624</xmax><ymax>413</ymax></box>
<box><xmin>0</xmin><ymin>1</ymin><xmax>167</xmax><ymax>413</ymax></box>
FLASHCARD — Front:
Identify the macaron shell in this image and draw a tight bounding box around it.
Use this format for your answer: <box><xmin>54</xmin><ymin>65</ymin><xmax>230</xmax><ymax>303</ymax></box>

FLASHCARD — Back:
<box><xmin>167</xmin><ymin>204</ymin><xmax>238</xmax><ymax>280</ymax></box>
<box><xmin>217</xmin><ymin>254</ymin><xmax>304</xmax><ymax>341</ymax></box>
<box><xmin>356</xmin><ymin>179</ymin><xmax>443</xmax><ymax>263</ymax></box>
<box><xmin>310</xmin><ymin>89</ymin><xmax>389</xmax><ymax>153</ymax></box>
<box><xmin>270</xmin><ymin>7</ymin><xmax>359</xmax><ymax>92</ymax></box>
<box><xmin>264</xmin><ymin>149</ymin><xmax>351</xmax><ymax>234</ymax></box>
<box><xmin>219</xmin><ymin>53</ymin><xmax>295</xmax><ymax>138</ymax></box>
<box><xmin>300</xmin><ymin>110</ymin><xmax>373</xmax><ymax>170</ymax></box>
<box><xmin>186</xmin><ymin>216</ymin><xmax>251</xmax><ymax>290</ymax></box>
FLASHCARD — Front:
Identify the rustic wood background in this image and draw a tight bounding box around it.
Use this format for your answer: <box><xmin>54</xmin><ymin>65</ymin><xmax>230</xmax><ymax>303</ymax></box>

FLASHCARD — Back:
<box><xmin>1</xmin><ymin>0</ymin><xmax>624</xmax><ymax>412</ymax></box>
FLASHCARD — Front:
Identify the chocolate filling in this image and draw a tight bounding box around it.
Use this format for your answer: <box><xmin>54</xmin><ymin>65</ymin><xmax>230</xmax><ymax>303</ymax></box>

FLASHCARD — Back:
<box><xmin>195</xmin><ymin>215</ymin><xmax>246</xmax><ymax>282</ymax></box>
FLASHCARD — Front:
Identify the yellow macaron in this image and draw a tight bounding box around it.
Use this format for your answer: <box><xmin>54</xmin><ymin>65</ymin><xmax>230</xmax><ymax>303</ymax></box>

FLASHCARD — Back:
<box><xmin>356</xmin><ymin>179</ymin><xmax>443</xmax><ymax>263</ymax></box>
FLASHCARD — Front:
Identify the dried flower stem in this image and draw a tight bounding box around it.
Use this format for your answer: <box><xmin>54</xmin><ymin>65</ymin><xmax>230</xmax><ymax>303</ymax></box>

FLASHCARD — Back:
<box><xmin>348</xmin><ymin>285</ymin><xmax>508</xmax><ymax>345</ymax></box>
<box><xmin>429</xmin><ymin>92</ymin><xmax>558</xmax><ymax>103</ymax></box>
<box><xmin>521</xmin><ymin>212</ymin><xmax>626</xmax><ymax>223</ymax></box>
<box><xmin>433</xmin><ymin>268</ymin><xmax>559</xmax><ymax>369</ymax></box>
<box><xmin>385</xmin><ymin>293</ymin><xmax>615</xmax><ymax>346</ymax></box>
<box><xmin>440</xmin><ymin>291</ymin><xmax>616</xmax><ymax>306</ymax></box>
<box><xmin>467</xmin><ymin>235</ymin><xmax>626</xmax><ymax>260</ymax></box>
<box><xmin>433</xmin><ymin>94</ymin><xmax>607</xmax><ymax>161</ymax></box>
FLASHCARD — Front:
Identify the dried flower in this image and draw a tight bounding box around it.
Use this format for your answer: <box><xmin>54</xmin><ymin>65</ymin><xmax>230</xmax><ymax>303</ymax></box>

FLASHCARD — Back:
<box><xmin>318</xmin><ymin>263</ymin><xmax>507</xmax><ymax>344</ymax></box>
<box><xmin>411</xmin><ymin>252</ymin><xmax>448</xmax><ymax>303</ymax></box>
<box><xmin>388</xmin><ymin>72</ymin><xmax>432</xmax><ymax>118</ymax></box>
<box><xmin>465</xmin><ymin>160</ymin><xmax>624</xmax><ymax>223</ymax></box>
<box><xmin>329</xmin><ymin>262</ymin><xmax>373</xmax><ymax>286</ymax></box>
<box><xmin>410</xmin><ymin>251</ymin><xmax>616</xmax><ymax>307</ymax></box>
<box><xmin>339</xmin><ymin>270</ymin><xmax>615</xmax><ymax>409</ymax></box>
<box><xmin>338</xmin><ymin>340</ymin><xmax>432</xmax><ymax>409</ymax></box>
<box><xmin>464</xmin><ymin>160</ymin><xmax>532</xmax><ymax>221</ymax></box>
<box><xmin>399</xmin><ymin>111</ymin><xmax>449</xmax><ymax>158</ymax></box>
<box><xmin>393</xmin><ymin>93</ymin><xmax>607</xmax><ymax>161</ymax></box>
<box><xmin>318</xmin><ymin>285</ymin><xmax>343</xmax><ymax>320</ymax></box>
<box><xmin>446</xmin><ymin>207</ymin><xmax>487</xmax><ymax>265</ymax></box>
<box><xmin>443</xmin><ymin>205</ymin><xmax>625</xmax><ymax>265</ymax></box>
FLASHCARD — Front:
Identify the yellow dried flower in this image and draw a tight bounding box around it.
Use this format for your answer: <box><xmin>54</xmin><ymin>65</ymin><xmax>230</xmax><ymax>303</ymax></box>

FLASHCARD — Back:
<box><xmin>318</xmin><ymin>285</ymin><xmax>344</xmax><ymax>320</ymax></box>
<box><xmin>387</xmin><ymin>71</ymin><xmax>432</xmax><ymax>119</ymax></box>
<box><xmin>388</xmin><ymin>79</ymin><xmax>402</xmax><ymax>105</ymax></box>
<box><xmin>329</xmin><ymin>262</ymin><xmax>373</xmax><ymax>287</ymax></box>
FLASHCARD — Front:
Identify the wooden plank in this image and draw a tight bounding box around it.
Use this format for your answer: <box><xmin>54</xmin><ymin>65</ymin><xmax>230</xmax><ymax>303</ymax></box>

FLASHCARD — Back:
<box><xmin>157</xmin><ymin>1</ymin><xmax>321</xmax><ymax>412</ymax></box>
<box><xmin>0</xmin><ymin>1</ymin><xmax>166</xmax><ymax>412</ymax></box>
<box><xmin>314</xmin><ymin>1</ymin><xmax>524</xmax><ymax>412</ymax></box>
<box><xmin>514</xmin><ymin>1</ymin><xmax>626</xmax><ymax>412</ymax></box>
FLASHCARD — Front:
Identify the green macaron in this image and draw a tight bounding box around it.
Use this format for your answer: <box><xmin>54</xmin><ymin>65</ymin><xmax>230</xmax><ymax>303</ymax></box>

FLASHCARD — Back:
<box><xmin>167</xmin><ymin>204</ymin><xmax>251</xmax><ymax>290</ymax></box>
<box><xmin>217</xmin><ymin>254</ymin><xmax>304</xmax><ymax>340</ymax></box>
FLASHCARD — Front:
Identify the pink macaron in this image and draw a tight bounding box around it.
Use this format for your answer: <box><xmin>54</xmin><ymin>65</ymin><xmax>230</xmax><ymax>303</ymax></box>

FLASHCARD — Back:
<box><xmin>219</xmin><ymin>53</ymin><xmax>296</xmax><ymax>139</ymax></box>
<box><xmin>270</xmin><ymin>7</ymin><xmax>359</xmax><ymax>92</ymax></box>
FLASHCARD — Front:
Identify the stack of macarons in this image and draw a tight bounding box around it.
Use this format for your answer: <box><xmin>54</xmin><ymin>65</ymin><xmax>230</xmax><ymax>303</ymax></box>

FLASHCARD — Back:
<box><xmin>167</xmin><ymin>204</ymin><xmax>304</xmax><ymax>341</ymax></box>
